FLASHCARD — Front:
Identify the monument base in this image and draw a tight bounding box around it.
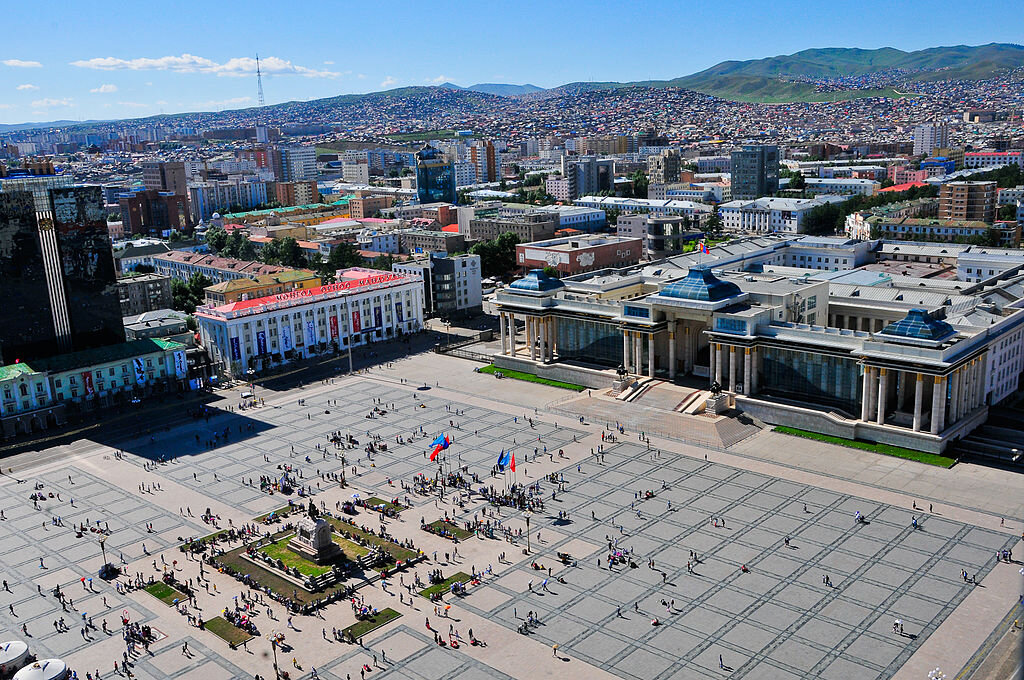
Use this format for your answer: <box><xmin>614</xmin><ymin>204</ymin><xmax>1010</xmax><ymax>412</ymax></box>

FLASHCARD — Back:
<box><xmin>705</xmin><ymin>393</ymin><xmax>730</xmax><ymax>416</ymax></box>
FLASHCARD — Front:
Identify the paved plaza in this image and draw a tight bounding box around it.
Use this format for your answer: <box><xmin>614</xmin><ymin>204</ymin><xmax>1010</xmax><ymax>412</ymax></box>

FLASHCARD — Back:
<box><xmin>0</xmin><ymin>358</ymin><xmax>1019</xmax><ymax>680</ymax></box>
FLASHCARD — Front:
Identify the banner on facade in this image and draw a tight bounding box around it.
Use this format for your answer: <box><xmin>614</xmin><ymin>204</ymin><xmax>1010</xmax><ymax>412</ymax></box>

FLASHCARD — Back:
<box><xmin>82</xmin><ymin>371</ymin><xmax>95</xmax><ymax>396</ymax></box>
<box><xmin>282</xmin><ymin>325</ymin><xmax>292</xmax><ymax>351</ymax></box>
<box><xmin>374</xmin><ymin>307</ymin><xmax>382</xmax><ymax>329</ymax></box>
<box><xmin>395</xmin><ymin>302</ymin><xmax>403</xmax><ymax>322</ymax></box>
<box><xmin>173</xmin><ymin>350</ymin><xmax>187</xmax><ymax>378</ymax></box>
<box><xmin>329</xmin><ymin>315</ymin><xmax>339</xmax><ymax>339</ymax></box>
<box><xmin>256</xmin><ymin>330</ymin><xmax>267</xmax><ymax>355</ymax></box>
<box><xmin>230</xmin><ymin>337</ymin><xmax>241</xmax><ymax>361</ymax></box>
<box><xmin>133</xmin><ymin>358</ymin><xmax>146</xmax><ymax>386</ymax></box>
<box><xmin>352</xmin><ymin>310</ymin><xmax>361</xmax><ymax>333</ymax></box>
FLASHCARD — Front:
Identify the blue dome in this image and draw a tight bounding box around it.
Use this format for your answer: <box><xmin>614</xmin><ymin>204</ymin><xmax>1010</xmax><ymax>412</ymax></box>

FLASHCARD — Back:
<box><xmin>508</xmin><ymin>269</ymin><xmax>564</xmax><ymax>293</ymax></box>
<box><xmin>879</xmin><ymin>308</ymin><xmax>955</xmax><ymax>342</ymax></box>
<box><xmin>661</xmin><ymin>267</ymin><xmax>742</xmax><ymax>302</ymax></box>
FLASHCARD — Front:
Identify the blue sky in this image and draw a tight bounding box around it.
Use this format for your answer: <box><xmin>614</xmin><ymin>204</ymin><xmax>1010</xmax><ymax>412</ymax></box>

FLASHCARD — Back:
<box><xmin>0</xmin><ymin>0</ymin><xmax>1018</xmax><ymax>125</ymax></box>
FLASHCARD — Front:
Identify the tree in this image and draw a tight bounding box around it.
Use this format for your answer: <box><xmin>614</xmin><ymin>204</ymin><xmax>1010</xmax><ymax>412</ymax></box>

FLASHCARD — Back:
<box><xmin>705</xmin><ymin>211</ymin><xmax>723</xmax><ymax>234</ymax></box>
<box><xmin>238</xmin><ymin>239</ymin><xmax>257</xmax><ymax>260</ymax></box>
<box><xmin>370</xmin><ymin>254</ymin><xmax>395</xmax><ymax>271</ymax></box>
<box><xmin>604</xmin><ymin>208</ymin><xmax>621</xmax><ymax>226</ymax></box>
<box><xmin>277</xmin><ymin>237</ymin><xmax>307</xmax><ymax>268</ymax></box>
<box><xmin>171</xmin><ymin>273</ymin><xmax>212</xmax><ymax>314</ymax></box>
<box><xmin>542</xmin><ymin>266</ymin><xmax>560</xmax><ymax>279</ymax></box>
<box><xmin>470</xmin><ymin>231</ymin><xmax>521</xmax><ymax>278</ymax></box>
<box><xmin>260</xmin><ymin>239</ymin><xmax>282</xmax><ymax>265</ymax></box>
<box><xmin>131</xmin><ymin>263</ymin><xmax>155</xmax><ymax>274</ymax></box>
<box><xmin>788</xmin><ymin>173</ymin><xmax>805</xmax><ymax>191</ymax></box>
<box><xmin>205</xmin><ymin>226</ymin><xmax>228</xmax><ymax>254</ymax></box>
<box><xmin>167</xmin><ymin>230</ymin><xmax>184</xmax><ymax>243</ymax></box>
<box><xmin>629</xmin><ymin>170</ymin><xmax>649</xmax><ymax>199</ymax></box>
<box><xmin>998</xmin><ymin>204</ymin><xmax>1017</xmax><ymax>221</ymax></box>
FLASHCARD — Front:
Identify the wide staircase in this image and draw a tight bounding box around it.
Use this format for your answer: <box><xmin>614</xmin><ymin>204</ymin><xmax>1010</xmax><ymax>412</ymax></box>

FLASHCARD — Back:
<box><xmin>951</xmin><ymin>409</ymin><xmax>1024</xmax><ymax>470</ymax></box>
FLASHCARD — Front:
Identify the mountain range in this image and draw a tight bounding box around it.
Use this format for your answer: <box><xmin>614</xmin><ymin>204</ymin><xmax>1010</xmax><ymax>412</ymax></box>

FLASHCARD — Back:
<box><xmin>6</xmin><ymin>43</ymin><xmax>1023</xmax><ymax>132</ymax></box>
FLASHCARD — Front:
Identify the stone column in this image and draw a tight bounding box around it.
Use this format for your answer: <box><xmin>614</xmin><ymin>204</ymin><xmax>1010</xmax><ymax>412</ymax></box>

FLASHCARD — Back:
<box><xmin>949</xmin><ymin>368</ymin><xmax>961</xmax><ymax>424</ymax></box>
<box><xmin>509</xmin><ymin>313</ymin><xmax>516</xmax><ymax>356</ymax></box>
<box><xmin>648</xmin><ymin>333</ymin><xmax>655</xmax><ymax>378</ymax></box>
<box><xmin>965</xmin><ymin>360</ymin><xmax>975</xmax><ymax>412</ymax></box>
<box><xmin>499</xmin><ymin>313</ymin><xmax>507</xmax><ymax>355</ymax></box>
<box><xmin>912</xmin><ymin>373</ymin><xmax>924</xmax><ymax>432</ymax></box>
<box><xmin>540</xmin><ymin>318</ymin><xmax>549</xmax><ymax>362</ymax></box>
<box><xmin>549</xmin><ymin>317</ymin><xmax>557</xmax><ymax>360</ymax></box>
<box><xmin>861</xmin><ymin>367</ymin><xmax>873</xmax><ymax>421</ymax></box>
<box><xmin>743</xmin><ymin>347</ymin><xmax>752</xmax><ymax>395</ymax></box>
<box><xmin>668</xmin><ymin>323</ymin><xmax>677</xmax><ymax>379</ymax></box>
<box><xmin>728</xmin><ymin>345</ymin><xmax>737</xmax><ymax>392</ymax></box>
<box><xmin>750</xmin><ymin>347</ymin><xmax>759</xmax><ymax>394</ymax></box>
<box><xmin>529</xmin><ymin>318</ymin><xmax>537</xmax><ymax>361</ymax></box>
<box><xmin>930</xmin><ymin>375</ymin><xmax>946</xmax><ymax>434</ymax></box>
<box><xmin>876</xmin><ymin>368</ymin><xmax>888</xmax><ymax>425</ymax></box>
<box><xmin>634</xmin><ymin>333</ymin><xmax>642</xmax><ymax>376</ymax></box>
<box><xmin>715</xmin><ymin>343</ymin><xmax>723</xmax><ymax>385</ymax></box>
<box><xmin>623</xmin><ymin>331</ymin><xmax>631</xmax><ymax>373</ymax></box>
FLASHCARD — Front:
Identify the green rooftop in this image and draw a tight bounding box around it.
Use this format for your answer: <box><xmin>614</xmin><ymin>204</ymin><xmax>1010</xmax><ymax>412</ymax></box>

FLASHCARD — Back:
<box><xmin>0</xmin><ymin>362</ymin><xmax>39</xmax><ymax>382</ymax></box>
<box><xmin>33</xmin><ymin>339</ymin><xmax>185</xmax><ymax>374</ymax></box>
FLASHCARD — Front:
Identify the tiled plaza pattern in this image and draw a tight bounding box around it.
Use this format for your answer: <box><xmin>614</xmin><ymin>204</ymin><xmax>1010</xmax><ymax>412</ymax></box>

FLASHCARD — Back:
<box><xmin>0</xmin><ymin>377</ymin><xmax>1015</xmax><ymax>680</ymax></box>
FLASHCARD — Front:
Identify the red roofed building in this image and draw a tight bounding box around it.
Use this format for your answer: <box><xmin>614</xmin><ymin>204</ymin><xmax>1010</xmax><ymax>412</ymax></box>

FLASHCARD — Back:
<box><xmin>196</xmin><ymin>267</ymin><xmax>424</xmax><ymax>377</ymax></box>
<box><xmin>879</xmin><ymin>181</ymin><xmax>928</xmax><ymax>193</ymax></box>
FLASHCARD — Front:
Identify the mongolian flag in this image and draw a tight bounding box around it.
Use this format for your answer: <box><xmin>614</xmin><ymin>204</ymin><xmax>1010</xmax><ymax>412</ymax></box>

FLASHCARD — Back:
<box><xmin>430</xmin><ymin>433</ymin><xmax>450</xmax><ymax>461</ymax></box>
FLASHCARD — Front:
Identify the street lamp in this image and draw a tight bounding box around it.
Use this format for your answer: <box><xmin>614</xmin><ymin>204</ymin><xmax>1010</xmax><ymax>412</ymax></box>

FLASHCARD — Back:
<box><xmin>269</xmin><ymin>637</ymin><xmax>281</xmax><ymax>680</ymax></box>
<box><xmin>524</xmin><ymin>511</ymin><xmax>532</xmax><ymax>553</ymax></box>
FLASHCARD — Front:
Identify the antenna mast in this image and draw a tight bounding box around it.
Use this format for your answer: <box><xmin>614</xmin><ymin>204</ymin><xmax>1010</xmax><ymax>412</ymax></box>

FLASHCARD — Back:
<box><xmin>256</xmin><ymin>54</ymin><xmax>265</xmax><ymax>108</ymax></box>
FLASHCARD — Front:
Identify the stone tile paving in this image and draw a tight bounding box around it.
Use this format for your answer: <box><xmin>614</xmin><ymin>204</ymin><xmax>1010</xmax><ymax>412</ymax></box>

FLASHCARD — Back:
<box><xmin>455</xmin><ymin>441</ymin><xmax>1017</xmax><ymax>680</ymax></box>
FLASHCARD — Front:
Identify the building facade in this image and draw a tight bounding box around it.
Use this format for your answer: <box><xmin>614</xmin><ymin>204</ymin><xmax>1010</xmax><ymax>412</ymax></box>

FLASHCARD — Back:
<box><xmin>415</xmin><ymin>145</ymin><xmax>456</xmax><ymax>205</ymax></box>
<box><xmin>393</xmin><ymin>254</ymin><xmax>482</xmax><ymax>317</ymax></box>
<box><xmin>118</xmin><ymin>189</ymin><xmax>193</xmax><ymax>236</ymax></box>
<box><xmin>203</xmin><ymin>270</ymin><xmax>321</xmax><ymax>306</ymax></box>
<box><xmin>730</xmin><ymin>145</ymin><xmax>779</xmax><ymax>200</ymax></box>
<box><xmin>117</xmin><ymin>273</ymin><xmax>173</xmax><ymax>317</ymax></box>
<box><xmin>516</xmin><ymin>235</ymin><xmax>642</xmax><ymax>275</ymax></box>
<box><xmin>196</xmin><ymin>268</ymin><xmax>424</xmax><ymax>378</ymax></box>
<box><xmin>912</xmin><ymin>123</ymin><xmax>949</xmax><ymax>156</ymax></box>
<box><xmin>938</xmin><ymin>181</ymin><xmax>996</xmax><ymax>223</ymax></box>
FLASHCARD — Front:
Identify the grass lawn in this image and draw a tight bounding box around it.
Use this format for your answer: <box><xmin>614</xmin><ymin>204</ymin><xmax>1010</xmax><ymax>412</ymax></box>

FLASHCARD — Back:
<box><xmin>254</xmin><ymin>505</ymin><xmax>295</xmax><ymax>523</ymax></box>
<box><xmin>259</xmin><ymin>537</ymin><xmax>333</xmax><ymax>577</ymax></box>
<box><xmin>332</xmin><ymin>535</ymin><xmax>371</xmax><ymax>561</ymax></box>
<box><xmin>341</xmin><ymin>608</ymin><xmax>402</xmax><ymax>640</ymax></box>
<box><xmin>773</xmin><ymin>426</ymin><xmax>956</xmax><ymax>468</ymax></box>
<box><xmin>478</xmin><ymin>364</ymin><xmax>585</xmax><ymax>391</ymax></box>
<box><xmin>144</xmin><ymin>581</ymin><xmax>185</xmax><ymax>605</ymax></box>
<box><xmin>203</xmin><ymin>616</ymin><xmax>254</xmax><ymax>646</ymax></box>
<box><xmin>424</xmin><ymin>520</ymin><xmax>474</xmax><ymax>541</ymax></box>
<box><xmin>364</xmin><ymin>497</ymin><xmax>405</xmax><ymax>514</ymax></box>
<box><xmin>419</xmin><ymin>572</ymin><xmax>472</xmax><ymax>599</ymax></box>
<box><xmin>385</xmin><ymin>129</ymin><xmax>456</xmax><ymax>142</ymax></box>
<box><xmin>326</xmin><ymin>518</ymin><xmax>418</xmax><ymax>563</ymax></box>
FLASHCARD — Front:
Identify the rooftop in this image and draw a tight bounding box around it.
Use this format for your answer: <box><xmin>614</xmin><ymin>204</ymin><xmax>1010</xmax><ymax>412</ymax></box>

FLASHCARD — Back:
<box><xmin>33</xmin><ymin>338</ymin><xmax>184</xmax><ymax>374</ymax></box>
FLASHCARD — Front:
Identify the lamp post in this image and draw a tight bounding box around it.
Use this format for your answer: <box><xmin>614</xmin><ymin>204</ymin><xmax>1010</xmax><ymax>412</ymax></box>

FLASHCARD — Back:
<box><xmin>344</xmin><ymin>295</ymin><xmax>354</xmax><ymax>374</ymax></box>
<box><xmin>270</xmin><ymin>637</ymin><xmax>281</xmax><ymax>680</ymax></box>
<box><xmin>524</xmin><ymin>511</ymin><xmax>532</xmax><ymax>553</ymax></box>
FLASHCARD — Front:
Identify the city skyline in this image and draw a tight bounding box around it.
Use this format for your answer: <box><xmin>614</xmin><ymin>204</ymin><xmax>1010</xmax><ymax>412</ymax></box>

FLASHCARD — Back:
<box><xmin>0</xmin><ymin>0</ymin><xmax>1020</xmax><ymax>125</ymax></box>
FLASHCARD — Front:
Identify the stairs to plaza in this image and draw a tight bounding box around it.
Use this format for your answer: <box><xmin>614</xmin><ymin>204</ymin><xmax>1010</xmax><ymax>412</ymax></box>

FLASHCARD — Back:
<box><xmin>952</xmin><ymin>423</ymin><xmax>1024</xmax><ymax>470</ymax></box>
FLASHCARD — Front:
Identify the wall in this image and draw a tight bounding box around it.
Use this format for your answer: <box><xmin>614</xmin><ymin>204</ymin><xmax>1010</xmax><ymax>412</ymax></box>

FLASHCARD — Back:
<box><xmin>492</xmin><ymin>354</ymin><xmax>611</xmax><ymax>388</ymax></box>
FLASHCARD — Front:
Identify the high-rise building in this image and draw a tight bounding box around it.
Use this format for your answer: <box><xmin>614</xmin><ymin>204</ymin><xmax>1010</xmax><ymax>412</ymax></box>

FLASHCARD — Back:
<box><xmin>270</xmin><ymin>180</ymin><xmax>320</xmax><ymax>207</ymax></box>
<box><xmin>270</xmin><ymin>146</ymin><xmax>317</xmax><ymax>182</ymax></box>
<box><xmin>730</xmin><ymin>145</ymin><xmax>779</xmax><ymax>200</ymax></box>
<box><xmin>912</xmin><ymin>123</ymin><xmax>949</xmax><ymax>157</ymax></box>
<box><xmin>142</xmin><ymin>161</ymin><xmax>188</xmax><ymax>194</ymax></box>
<box><xmin>469</xmin><ymin>141</ymin><xmax>499</xmax><ymax>183</ymax></box>
<box><xmin>0</xmin><ymin>186</ymin><xmax>124</xmax><ymax>363</ymax></box>
<box><xmin>647</xmin><ymin>149</ymin><xmax>681</xmax><ymax>185</ymax></box>
<box><xmin>560</xmin><ymin>155</ymin><xmax>614</xmax><ymax>200</ymax></box>
<box><xmin>118</xmin><ymin>189</ymin><xmax>193</xmax><ymax>236</ymax></box>
<box><xmin>415</xmin><ymin>145</ymin><xmax>456</xmax><ymax>205</ymax></box>
<box><xmin>938</xmin><ymin>181</ymin><xmax>997</xmax><ymax>223</ymax></box>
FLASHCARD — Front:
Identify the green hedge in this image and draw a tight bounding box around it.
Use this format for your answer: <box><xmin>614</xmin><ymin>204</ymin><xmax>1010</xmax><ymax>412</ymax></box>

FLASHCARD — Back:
<box><xmin>478</xmin><ymin>364</ymin><xmax>585</xmax><ymax>391</ymax></box>
<box><xmin>144</xmin><ymin>581</ymin><xmax>185</xmax><ymax>605</ymax></box>
<box><xmin>419</xmin><ymin>572</ymin><xmax>472</xmax><ymax>599</ymax></box>
<box><xmin>203</xmin><ymin>616</ymin><xmax>254</xmax><ymax>646</ymax></box>
<box><xmin>773</xmin><ymin>426</ymin><xmax>955</xmax><ymax>468</ymax></box>
<box><xmin>341</xmin><ymin>608</ymin><xmax>401</xmax><ymax>639</ymax></box>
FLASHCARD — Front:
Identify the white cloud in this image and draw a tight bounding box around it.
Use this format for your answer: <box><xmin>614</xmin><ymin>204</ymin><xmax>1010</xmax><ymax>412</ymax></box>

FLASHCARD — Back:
<box><xmin>194</xmin><ymin>96</ymin><xmax>252</xmax><ymax>109</ymax></box>
<box><xmin>428</xmin><ymin>75</ymin><xmax>451</xmax><ymax>84</ymax></box>
<box><xmin>357</xmin><ymin>73</ymin><xmax>366</xmax><ymax>79</ymax></box>
<box><xmin>31</xmin><ymin>97</ymin><xmax>73</xmax><ymax>108</ymax></box>
<box><xmin>70</xmin><ymin>53</ymin><xmax>338</xmax><ymax>78</ymax></box>
<box><xmin>323</xmin><ymin>60</ymin><xmax>335</xmax><ymax>65</ymax></box>
<box><xmin>380</xmin><ymin>76</ymin><xmax>397</xmax><ymax>88</ymax></box>
<box><xmin>3</xmin><ymin>59</ymin><xmax>42</xmax><ymax>68</ymax></box>
<box><xmin>90</xmin><ymin>83</ymin><xmax>118</xmax><ymax>93</ymax></box>
<box><xmin>0</xmin><ymin>103</ymin><xmax>12</xmax><ymax>109</ymax></box>
<box><xmin>16</xmin><ymin>83</ymin><xmax>38</xmax><ymax>90</ymax></box>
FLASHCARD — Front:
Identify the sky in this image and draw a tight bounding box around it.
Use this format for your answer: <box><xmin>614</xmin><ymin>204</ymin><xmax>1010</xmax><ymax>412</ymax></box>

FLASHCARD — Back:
<box><xmin>0</xmin><ymin>0</ymin><xmax>1019</xmax><ymax>125</ymax></box>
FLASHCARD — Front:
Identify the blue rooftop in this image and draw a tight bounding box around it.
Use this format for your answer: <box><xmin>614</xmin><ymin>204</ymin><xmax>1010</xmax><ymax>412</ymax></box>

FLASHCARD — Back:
<box><xmin>508</xmin><ymin>269</ymin><xmax>565</xmax><ymax>293</ymax></box>
<box><xmin>878</xmin><ymin>308</ymin><xmax>956</xmax><ymax>342</ymax></box>
<box><xmin>660</xmin><ymin>266</ymin><xmax>742</xmax><ymax>302</ymax></box>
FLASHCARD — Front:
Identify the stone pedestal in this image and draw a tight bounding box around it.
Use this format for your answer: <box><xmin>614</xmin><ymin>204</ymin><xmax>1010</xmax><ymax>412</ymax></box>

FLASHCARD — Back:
<box><xmin>705</xmin><ymin>393</ymin><xmax>730</xmax><ymax>416</ymax></box>
<box><xmin>289</xmin><ymin>516</ymin><xmax>340</xmax><ymax>565</ymax></box>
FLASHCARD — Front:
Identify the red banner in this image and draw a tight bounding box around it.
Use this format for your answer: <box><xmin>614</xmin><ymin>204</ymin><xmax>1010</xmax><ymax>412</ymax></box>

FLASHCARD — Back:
<box><xmin>82</xmin><ymin>371</ymin><xmax>95</xmax><ymax>396</ymax></box>
<box><xmin>352</xmin><ymin>310</ymin><xmax>361</xmax><ymax>333</ymax></box>
<box><xmin>329</xmin><ymin>315</ymin><xmax>339</xmax><ymax>339</ymax></box>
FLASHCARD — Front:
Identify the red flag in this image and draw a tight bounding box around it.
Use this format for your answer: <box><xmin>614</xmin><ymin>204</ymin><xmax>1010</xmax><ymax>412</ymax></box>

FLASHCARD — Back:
<box><xmin>510</xmin><ymin>451</ymin><xmax>516</xmax><ymax>473</ymax></box>
<box><xmin>430</xmin><ymin>445</ymin><xmax>441</xmax><ymax>462</ymax></box>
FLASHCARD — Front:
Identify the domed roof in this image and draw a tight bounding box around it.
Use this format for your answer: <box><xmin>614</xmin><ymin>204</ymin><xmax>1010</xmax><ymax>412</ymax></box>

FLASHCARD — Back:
<box><xmin>508</xmin><ymin>269</ymin><xmax>564</xmax><ymax>293</ymax></box>
<box><xmin>14</xmin><ymin>660</ymin><xmax>67</xmax><ymax>680</ymax></box>
<box><xmin>211</xmin><ymin>212</ymin><xmax>221</xmax><ymax>219</ymax></box>
<box><xmin>878</xmin><ymin>308</ymin><xmax>955</xmax><ymax>342</ymax></box>
<box><xmin>661</xmin><ymin>267</ymin><xmax>741</xmax><ymax>302</ymax></box>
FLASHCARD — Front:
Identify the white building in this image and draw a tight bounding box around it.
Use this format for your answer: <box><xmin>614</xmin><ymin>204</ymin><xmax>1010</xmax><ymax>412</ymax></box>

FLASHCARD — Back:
<box><xmin>574</xmin><ymin>196</ymin><xmax>713</xmax><ymax>223</ymax></box>
<box><xmin>546</xmin><ymin>175</ymin><xmax>571</xmax><ymax>202</ymax></box>
<box><xmin>196</xmin><ymin>268</ymin><xmax>424</xmax><ymax>378</ymax></box>
<box><xmin>719</xmin><ymin>196</ymin><xmax>848</xmax><ymax>234</ymax></box>
<box><xmin>964</xmin><ymin>151</ymin><xmax>1024</xmax><ymax>170</ymax></box>
<box><xmin>996</xmin><ymin>186</ymin><xmax>1024</xmax><ymax>206</ymax></box>
<box><xmin>804</xmin><ymin>178</ymin><xmax>879</xmax><ymax>197</ymax></box>
<box><xmin>358</xmin><ymin>230</ymin><xmax>401</xmax><ymax>254</ymax></box>
<box><xmin>534</xmin><ymin>205</ymin><xmax>606</xmax><ymax>231</ymax></box>
<box><xmin>454</xmin><ymin>160</ymin><xmax>478</xmax><ymax>187</ymax></box>
<box><xmin>341</xmin><ymin>161</ymin><xmax>370</xmax><ymax>184</ymax></box>
<box><xmin>912</xmin><ymin>123</ymin><xmax>949</xmax><ymax>156</ymax></box>
<box><xmin>394</xmin><ymin>253</ymin><xmax>482</xmax><ymax>316</ymax></box>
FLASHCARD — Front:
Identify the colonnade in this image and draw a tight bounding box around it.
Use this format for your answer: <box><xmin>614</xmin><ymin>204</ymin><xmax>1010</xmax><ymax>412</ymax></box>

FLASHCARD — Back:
<box><xmin>708</xmin><ymin>341</ymin><xmax>758</xmax><ymax>396</ymax></box>
<box><xmin>497</xmin><ymin>311</ymin><xmax>557</xmax><ymax>363</ymax></box>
